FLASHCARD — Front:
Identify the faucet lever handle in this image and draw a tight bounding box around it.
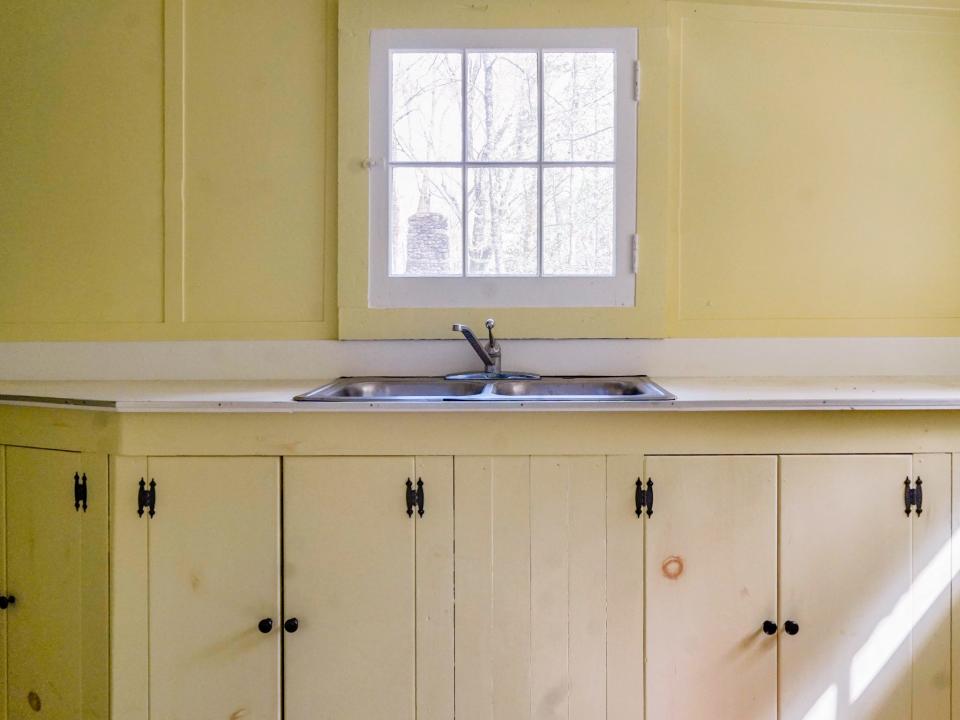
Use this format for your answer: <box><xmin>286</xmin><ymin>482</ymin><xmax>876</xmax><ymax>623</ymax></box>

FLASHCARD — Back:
<box><xmin>485</xmin><ymin>318</ymin><xmax>496</xmax><ymax>347</ymax></box>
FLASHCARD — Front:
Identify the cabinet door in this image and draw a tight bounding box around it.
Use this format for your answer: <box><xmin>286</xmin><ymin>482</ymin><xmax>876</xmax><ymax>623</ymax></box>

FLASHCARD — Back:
<box><xmin>283</xmin><ymin>457</ymin><xmax>453</xmax><ymax>720</ymax></box>
<box><xmin>0</xmin><ymin>447</ymin><xmax>6</xmax><ymax>720</ymax></box>
<box><xmin>780</xmin><ymin>455</ymin><xmax>918</xmax><ymax>720</ymax></box>
<box><xmin>454</xmin><ymin>455</ymin><xmax>643</xmax><ymax>720</ymax></box>
<box><xmin>148</xmin><ymin>457</ymin><xmax>281</xmax><ymax>720</ymax></box>
<box><xmin>5</xmin><ymin>447</ymin><xmax>83</xmax><ymax>720</ymax></box>
<box><xmin>645</xmin><ymin>456</ymin><xmax>778</xmax><ymax>720</ymax></box>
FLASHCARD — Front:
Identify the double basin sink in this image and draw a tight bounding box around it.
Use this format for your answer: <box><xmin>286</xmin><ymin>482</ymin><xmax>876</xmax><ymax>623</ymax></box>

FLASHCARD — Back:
<box><xmin>295</xmin><ymin>376</ymin><xmax>674</xmax><ymax>403</ymax></box>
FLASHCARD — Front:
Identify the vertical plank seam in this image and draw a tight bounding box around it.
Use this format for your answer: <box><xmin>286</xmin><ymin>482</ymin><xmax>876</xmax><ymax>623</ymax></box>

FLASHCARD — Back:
<box><xmin>566</xmin><ymin>462</ymin><xmax>572</xmax><ymax>720</ymax></box>
<box><xmin>528</xmin><ymin>458</ymin><xmax>534</xmax><ymax>720</ymax></box>
<box><xmin>489</xmin><ymin>460</ymin><xmax>495</xmax><ymax>720</ymax></box>
<box><xmin>603</xmin><ymin>457</ymin><xmax>609</xmax><ymax>720</ymax></box>
<box><xmin>279</xmin><ymin>459</ymin><xmax>286</xmax><ymax>720</ymax></box>
<box><xmin>146</xmin><ymin>458</ymin><xmax>152</xmax><ymax>720</ymax></box>
<box><xmin>414</xmin><ymin>459</ymin><xmax>420</xmax><ymax>720</ymax></box>
<box><xmin>452</xmin><ymin>457</ymin><xmax>457</xmax><ymax>720</ymax></box>
<box><xmin>775</xmin><ymin>454</ymin><xmax>781</xmax><ymax>720</ymax></box>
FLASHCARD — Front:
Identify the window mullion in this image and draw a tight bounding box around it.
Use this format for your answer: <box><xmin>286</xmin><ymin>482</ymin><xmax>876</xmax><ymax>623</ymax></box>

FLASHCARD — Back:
<box><xmin>537</xmin><ymin>48</ymin><xmax>545</xmax><ymax>278</ymax></box>
<box><xmin>460</xmin><ymin>50</ymin><xmax>468</xmax><ymax>278</ymax></box>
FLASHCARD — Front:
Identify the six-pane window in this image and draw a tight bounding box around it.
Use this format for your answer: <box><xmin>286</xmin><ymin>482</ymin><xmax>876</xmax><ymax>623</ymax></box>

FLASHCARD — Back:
<box><xmin>370</xmin><ymin>29</ymin><xmax>637</xmax><ymax>308</ymax></box>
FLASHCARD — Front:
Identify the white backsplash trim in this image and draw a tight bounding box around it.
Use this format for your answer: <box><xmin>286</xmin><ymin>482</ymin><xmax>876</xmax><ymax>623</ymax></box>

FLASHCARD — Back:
<box><xmin>2</xmin><ymin>338</ymin><xmax>960</xmax><ymax>380</ymax></box>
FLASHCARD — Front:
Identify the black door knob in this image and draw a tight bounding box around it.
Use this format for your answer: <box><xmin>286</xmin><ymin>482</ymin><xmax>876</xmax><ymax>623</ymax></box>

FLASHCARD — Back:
<box><xmin>257</xmin><ymin>618</ymin><xmax>273</xmax><ymax>634</ymax></box>
<box><xmin>0</xmin><ymin>595</ymin><xmax>15</xmax><ymax>610</ymax></box>
<box><xmin>784</xmin><ymin>620</ymin><xmax>800</xmax><ymax>635</ymax></box>
<box><xmin>762</xmin><ymin>620</ymin><xmax>778</xmax><ymax>635</ymax></box>
<box><xmin>284</xmin><ymin>618</ymin><xmax>299</xmax><ymax>633</ymax></box>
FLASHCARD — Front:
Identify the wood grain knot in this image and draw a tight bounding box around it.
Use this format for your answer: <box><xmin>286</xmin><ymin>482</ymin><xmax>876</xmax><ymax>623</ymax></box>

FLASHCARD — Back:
<box><xmin>661</xmin><ymin>555</ymin><xmax>684</xmax><ymax>580</ymax></box>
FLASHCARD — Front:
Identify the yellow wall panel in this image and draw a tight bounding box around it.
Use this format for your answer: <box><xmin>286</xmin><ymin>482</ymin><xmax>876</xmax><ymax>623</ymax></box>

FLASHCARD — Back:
<box><xmin>671</xmin><ymin>5</ymin><xmax>960</xmax><ymax>334</ymax></box>
<box><xmin>0</xmin><ymin>0</ymin><xmax>165</xmax><ymax>325</ymax></box>
<box><xmin>181</xmin><ymin>0</ymin><xmax>333</xmax><ymax>324</ymax></box>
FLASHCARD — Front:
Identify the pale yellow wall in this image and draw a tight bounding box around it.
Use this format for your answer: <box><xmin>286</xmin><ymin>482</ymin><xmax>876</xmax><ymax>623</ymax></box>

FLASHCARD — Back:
<box><xmin>2</xmin><ymin>0</ymin><xmax>959</xmax><ymax>341</ymax></box>
<box><xmin>339</xmin><ymin>0</ymin><xmax>960</xmax><ymax>338</ymax></box>
<box><xmin>0</xmin><ymin>0</ymin><xmax>337</xmax><ymax>341</ymax></box>
<box><xmin>668</xmin><ymin>2</ymin><xmax>960</xmax><ymax>337</ymax></box>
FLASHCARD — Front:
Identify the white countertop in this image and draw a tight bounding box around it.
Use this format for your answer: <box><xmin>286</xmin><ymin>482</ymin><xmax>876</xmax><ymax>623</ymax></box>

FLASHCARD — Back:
<box><xmin>3</xmin><ymin>377</ymin><xmax>960</xmax><ymax>412</ymax></box>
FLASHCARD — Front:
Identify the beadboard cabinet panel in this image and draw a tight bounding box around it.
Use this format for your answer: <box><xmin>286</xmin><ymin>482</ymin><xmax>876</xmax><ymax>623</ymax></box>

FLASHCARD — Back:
<box><xmin>454</xmin><ymin>455</ymin><xmax>644</xmax><ymax>720</ymax></box>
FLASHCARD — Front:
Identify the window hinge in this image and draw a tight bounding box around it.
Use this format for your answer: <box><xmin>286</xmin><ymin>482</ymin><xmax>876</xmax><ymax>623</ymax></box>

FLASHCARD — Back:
<box><xmin>635</xmin><ymin>478</ymin><xmax>654</xmax><ymax>518</ymax></box>
<box><xmin>904</xmin><ymin>476</ymin><xmax>923</xmax><ymax>516</ymax></box>
<box><xmin>138</xmin><ymin>478</ymin><xmax>157</xmax><ymax>518</ymax></box>
<box><xmin>630</xmin><ymin>234</ymin><xmax>639</xmax><ymax>274</ymax></box>
<box><xmin>633</xmin><ymin>60</ymin><xmax>641</xmax><ymax>103</ymax></box>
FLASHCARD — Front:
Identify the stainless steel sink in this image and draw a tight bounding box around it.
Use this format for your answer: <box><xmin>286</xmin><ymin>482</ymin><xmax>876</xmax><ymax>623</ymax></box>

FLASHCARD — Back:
<box><xmin>297</xmin><ymin>379</ymin><xmax>486</xmax><ymax>400</ymax></box>
<box><xmin>490</xmin><ymin>379</ymin><xmax>645</xmax><ymax>398</ymax></box>
<box><xmin>295</xmin><ymin>376</ymin><xmax>674</xmax><ymax>402</ymax></box>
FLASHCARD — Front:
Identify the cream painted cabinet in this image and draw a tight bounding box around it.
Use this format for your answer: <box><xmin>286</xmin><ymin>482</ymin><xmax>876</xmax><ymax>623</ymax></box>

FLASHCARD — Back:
<box><xmin>282</xmin><ymin>456</ymin><xmax>453</xmax><ymax>720</ymax></box>
<box><xmin>645</xmin><ymin>455</ymin><xmax>779</xmax><ymax>720</ymax></box>
<box><xmin>3</xmin><ymin>446</ymin><xmax>107</xmax><ymax>720</ymax></box>
<box><xmin>112</xmin><ymin>456</ymin><xmax>282</xmax><ymax>720</ymax></box>
<box><xmin>645</xmin><ymin>454</ymin><xmax>951</xmax><ymax>720</ymax></box>
<box><xmin>780</xmin><ymin>454</ymin><xmax>951</xmax><ymax>720</ymax></box>
<box><xmin>148</xmin><ymin>457</ymin><xmax>281</xmax><ymax>720</ymax></box>
<box><xmin>453</xmin><ymin>455</ymin><xmax>644</xmax><ymax>720</ymax></box>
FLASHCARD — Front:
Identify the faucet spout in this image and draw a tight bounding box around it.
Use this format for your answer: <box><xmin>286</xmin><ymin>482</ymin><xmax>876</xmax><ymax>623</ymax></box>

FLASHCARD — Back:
<box><xmin>451</xmin><ymin>324</ymin><xmax>498</xmax><ymax>373</ymax></box>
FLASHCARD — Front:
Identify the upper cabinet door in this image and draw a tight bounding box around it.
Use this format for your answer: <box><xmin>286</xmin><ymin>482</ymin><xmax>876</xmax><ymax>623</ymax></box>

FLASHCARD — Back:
<box><xmin>147</xmin><ymin>457</ymin><xmax>281</xmax><ymax>720</ymax></box>
<box><xmin>780</xmin><ymin>455</ymin><xmax>919</xmax><ymax>720</ymax></box>
<box><xmin>644</xmin><ymin>455</ymin><xmax>778</xmax><ymax>720</ymax></box>
<box><xmin>283</xmin><ymin>457</ymin><xmax>422</xmax><ymax>720</ymax></box>
<box><xmin>454</xmin><ymin>455</ymin><xmax>643</xmax><ymax>720</ymax></box>
<box><xmin>5</xmin><ymin>447</ymin><xmax>83</xmax><ymax>720</ymax></box>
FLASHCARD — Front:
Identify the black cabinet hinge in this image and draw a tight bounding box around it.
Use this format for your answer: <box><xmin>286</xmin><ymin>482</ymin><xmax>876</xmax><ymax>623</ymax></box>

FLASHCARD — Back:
<box><xmin>406</xmin><ymin>478</ymin><xmax>424</xmax><ymax>518</ymax></box>
<box><xmin>904</xmin><ymin>476</ymin><xmax>923</xmax><ymax>516</ymax></box>
<box><xmin>138</xmin><ymin>478</ymin><xmax>157</xmax><ymax>518</ymax></box>
<box><xmin>635</xmin><ymin>478</ymin><xmax>654</xmax><ymax>518</ymax></box>
<box><xmin>74</xmin><ymin>472</ymin><xmax>88</xmax><ymax>512</ymax></box>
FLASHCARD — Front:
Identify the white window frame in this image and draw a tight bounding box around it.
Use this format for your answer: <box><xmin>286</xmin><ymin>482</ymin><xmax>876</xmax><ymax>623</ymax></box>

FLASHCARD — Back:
<box><xmin>368</xmin><ymin>28</ymin><xmax>638</xmax><ymax>308</ymax></box>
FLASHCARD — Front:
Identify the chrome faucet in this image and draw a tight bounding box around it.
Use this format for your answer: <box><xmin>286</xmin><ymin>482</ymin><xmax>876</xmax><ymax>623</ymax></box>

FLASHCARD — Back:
<box><xmin>448</xmin><ymin>319</ymin><xmax>539</xmax><ymax>380</ymax></box>
<box><xmin>452</xmin><ymin>319</ymin><xmax>501</xmax><ymax>374</ymax></box>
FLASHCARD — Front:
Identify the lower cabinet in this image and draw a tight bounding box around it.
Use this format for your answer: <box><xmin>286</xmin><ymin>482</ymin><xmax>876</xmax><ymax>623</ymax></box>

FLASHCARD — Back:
<box><xmin>283</xmin><ymin>456</ymin><xmax>449</xmax><ymax>720</ymax></box>
<box><xmin>148</xmin><ymin>457</ymin><xmax>281</xmax><ymax>720</ymax></box>
<box><xmin>644</xmin><ymin>455</ymin><xmax>779</xmax><ymax>719</ymax></box>
<box><xmin>108</xmin><ymin>451</ymin><xmax>954</xmax><ymax>720</ymax></box>
<box><xmin>645</xmin><ymin>453</ymin><xmax>951</xmax><ymax>720</ymax></box>
<box><xmin>2</xmin><ymin>446</ymin><xmax>108</xmax><ymax>720</ymax></box>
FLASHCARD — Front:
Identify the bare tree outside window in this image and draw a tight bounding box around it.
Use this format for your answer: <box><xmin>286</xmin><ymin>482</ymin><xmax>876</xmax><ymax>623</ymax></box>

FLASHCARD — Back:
<box><xmin>388</xmin><ymin>47</ymin><xmax>617</xmax><ymax>279</ymax></box>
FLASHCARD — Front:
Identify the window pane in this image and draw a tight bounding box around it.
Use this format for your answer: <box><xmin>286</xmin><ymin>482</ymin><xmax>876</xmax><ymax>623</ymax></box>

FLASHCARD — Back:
<box><xmin>391</xmin><ymin>166</ymin><xmax>463</xmax><ymax>276</ymax></box>
<box><xmin>467</xmin><ymin>167</ymin><xmax>538</xmax><ymax>275</ymax></box>
<box><xmin>543</xmin><ymin>166</ymin><xmax>615</xmax><ymax>275</ymax></box>
<box><xmin>467</xmin><ymin>52</ymin><xmax>538</xmax><ymax>162</ymax></box>
<box><xmin>543</xmin><ymin>52</ymin><xmax>615</xmax><ymax>162</ymax></box>
<box><xmin>391</xmin><ymin>52</ymin><xmax>462</xmax><ymax>162</ymax></box>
